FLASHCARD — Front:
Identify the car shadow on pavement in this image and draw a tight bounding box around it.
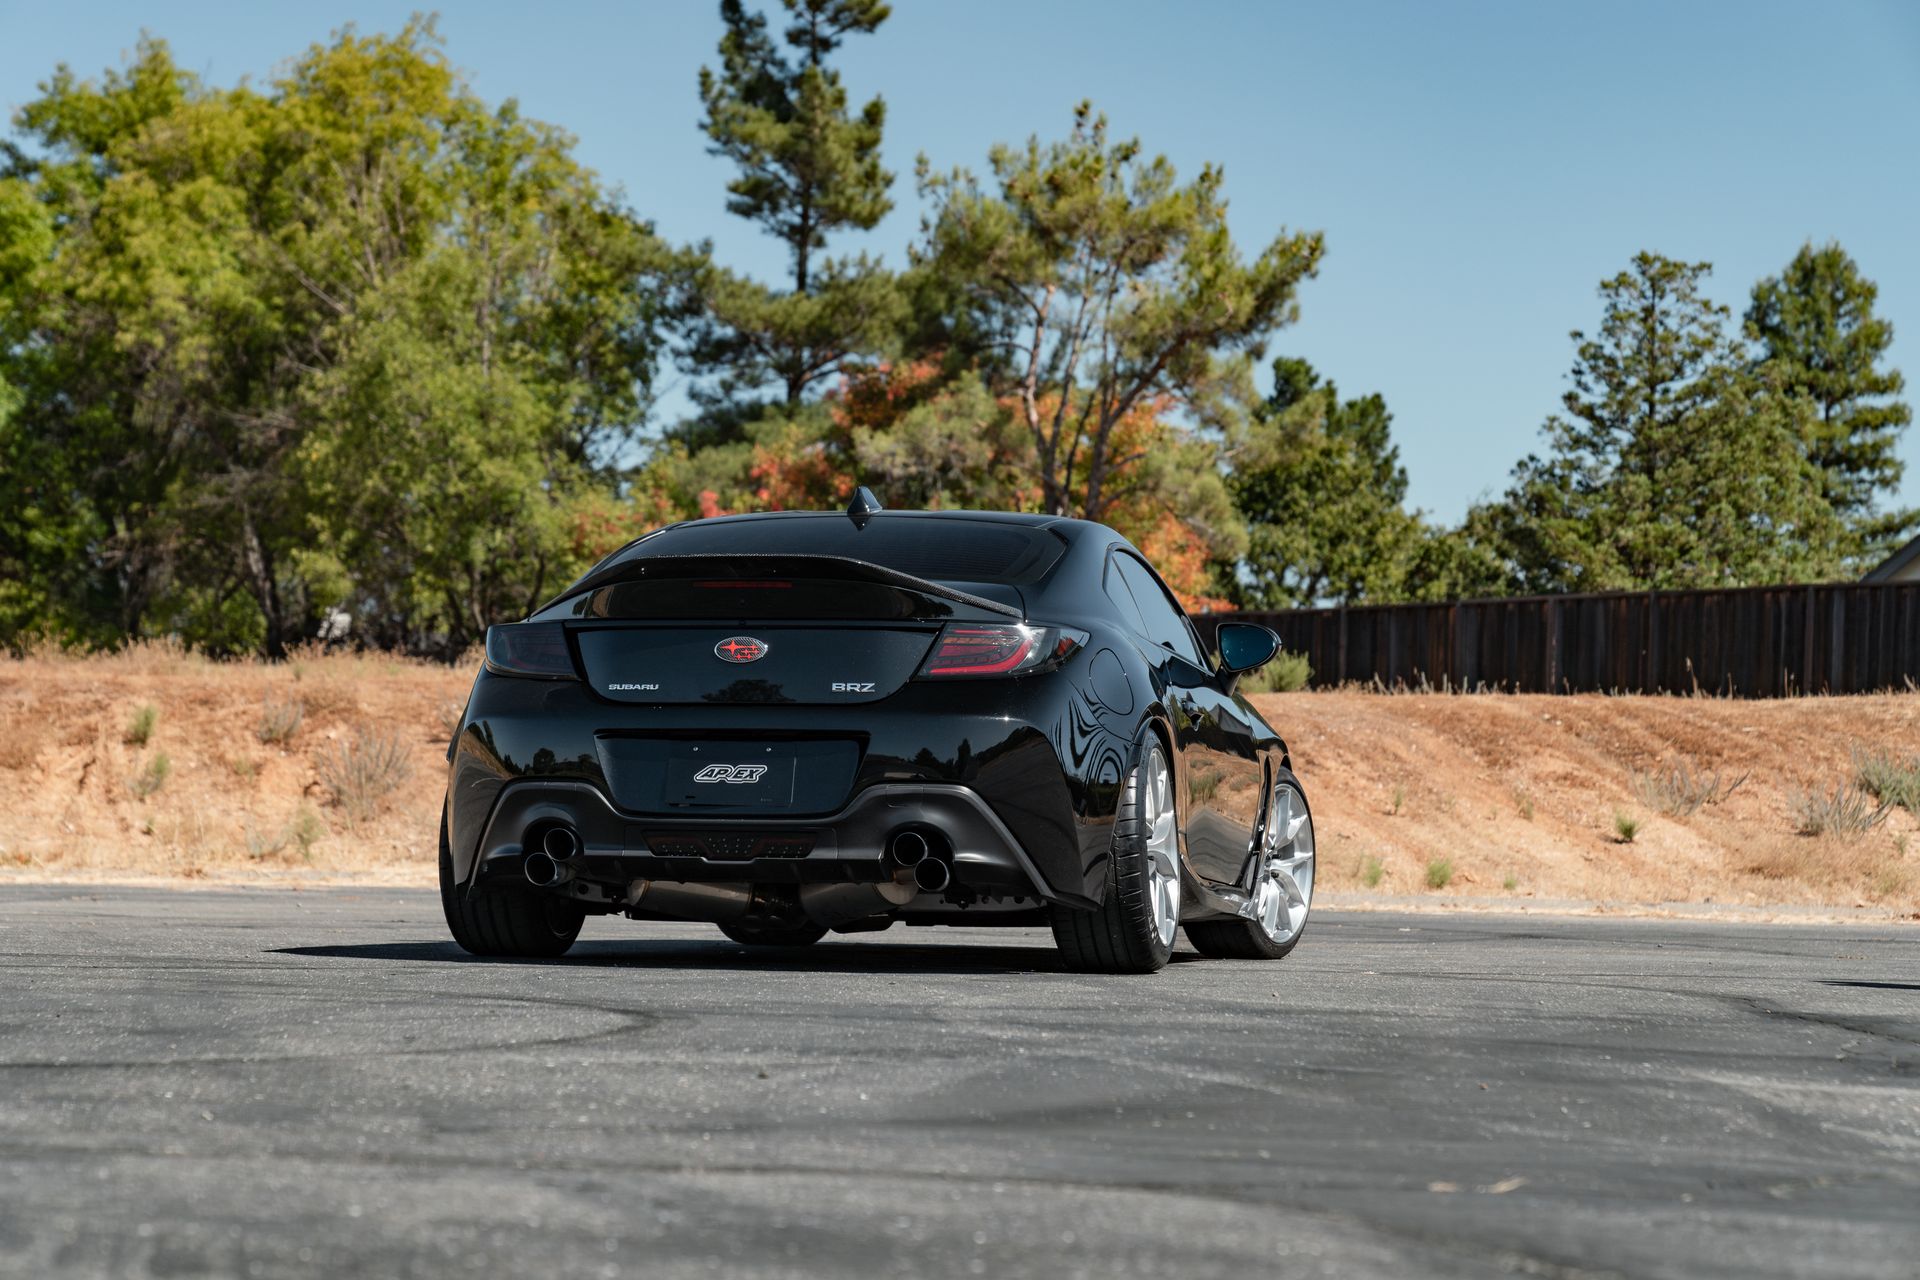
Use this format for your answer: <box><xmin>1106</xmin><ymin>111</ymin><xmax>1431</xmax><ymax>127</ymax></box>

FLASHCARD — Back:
<box><xmin>268</xmin><ymin>938</ymin><xmax>1153</xmax><ymax>976</ymax></box>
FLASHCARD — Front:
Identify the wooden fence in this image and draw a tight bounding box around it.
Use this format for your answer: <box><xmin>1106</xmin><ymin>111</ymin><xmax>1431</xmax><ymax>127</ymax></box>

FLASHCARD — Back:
<box><xmin>1193</xmin><ymin>583</ymin><xmax>1920</xmax><ymax>696</ymax></box>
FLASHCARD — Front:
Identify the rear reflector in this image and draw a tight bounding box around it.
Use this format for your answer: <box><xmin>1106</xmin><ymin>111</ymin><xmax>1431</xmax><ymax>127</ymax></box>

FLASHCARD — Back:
<box><xmin>484</xmin><ymin>622</ymin><xmax>578</xmax><ymax>680</ymax></box>
<box><xmin>917</xmin><ymin>623</ymin><xmax>1086</xmax><ymax>679</ymax></box>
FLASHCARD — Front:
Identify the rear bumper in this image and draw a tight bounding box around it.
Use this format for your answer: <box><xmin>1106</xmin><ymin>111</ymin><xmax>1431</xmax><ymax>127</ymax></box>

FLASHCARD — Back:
<box><xmin>444</xmin><ymin>669</ymin><xmax>1114</xmax><ymax>908</ymax></box>
<box><xmin>465</xmin><ymin>778</ymin><xmax>1085</xmax><ymax>907</ymax></box>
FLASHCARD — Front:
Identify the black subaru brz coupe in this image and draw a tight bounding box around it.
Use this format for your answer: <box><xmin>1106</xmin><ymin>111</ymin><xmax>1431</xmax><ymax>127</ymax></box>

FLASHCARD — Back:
<box><xmin>439</xmin><ymin>491</ymin><xmax>1315</xmax><ymax>974</ymax></box>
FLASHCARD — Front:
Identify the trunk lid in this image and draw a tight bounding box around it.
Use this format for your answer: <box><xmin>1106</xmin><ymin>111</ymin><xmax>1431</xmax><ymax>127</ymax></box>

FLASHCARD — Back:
<box><xmin>560</xmin><ymin>554</ymin><xmax>1018</xmax><ymax>706</ymax></box>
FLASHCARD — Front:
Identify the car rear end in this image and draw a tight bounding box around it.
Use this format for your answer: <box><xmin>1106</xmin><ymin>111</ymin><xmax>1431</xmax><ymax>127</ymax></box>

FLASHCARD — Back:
<box><xmin>443</xmin><ymin>513</ymin><xmax>1101</xmax><ymax>935</ymax></box>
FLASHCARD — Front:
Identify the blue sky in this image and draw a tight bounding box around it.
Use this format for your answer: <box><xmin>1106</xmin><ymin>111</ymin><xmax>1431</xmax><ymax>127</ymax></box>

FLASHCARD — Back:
<box><xmin>4</xmin><ymin>1</ymin><xmax>1917</xmax><ymax>523</ymax></box>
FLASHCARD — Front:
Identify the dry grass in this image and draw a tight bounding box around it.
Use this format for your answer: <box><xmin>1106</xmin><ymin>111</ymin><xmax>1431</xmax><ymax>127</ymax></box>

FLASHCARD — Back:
<box><xmin>0</xmin><ymin>719</ymin><xmax>48</xmax><ymax>771</ymax></box>
<box><xmin>316</xmin><ymin>727</ymin><xmax>414</xmax><ymax>821</ymax></box>
<box><xmin>1</xmin><ymin>648</ymin><xmax>1916</xmax><ymax>910</ymax></box>
<box><xmin>0</xmin><ymin>643</ymin><xmax>461</xmax><ymax>882</ymax></box>
<box><xmin>1253</xmin><ymin>687</ymin><xmax>1920</xmax><ymax>911</ymax></box>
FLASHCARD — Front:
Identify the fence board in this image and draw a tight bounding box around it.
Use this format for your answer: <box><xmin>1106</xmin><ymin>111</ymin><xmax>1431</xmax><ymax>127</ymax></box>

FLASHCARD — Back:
<box><xmin>1194</xmin><ymin>583</ymin><xmax>1920</xmax><ymax>696</ymax></box>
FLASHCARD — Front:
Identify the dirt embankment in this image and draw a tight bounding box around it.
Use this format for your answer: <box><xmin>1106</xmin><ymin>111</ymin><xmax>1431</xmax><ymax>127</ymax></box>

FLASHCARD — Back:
<box><xmin>1</xmin><ymin>648</ymin><xmax>1914</xmax><ymax>911</ymax></box>
<box><xmin>0</xmin><ymin>646</ymin><xmax>465</xmax><ymax>884</ymax></box>
<box><xmin>1253</xmin><ymin>690</ymin><xmax>1918</xmax><ymax>912</ymax></box>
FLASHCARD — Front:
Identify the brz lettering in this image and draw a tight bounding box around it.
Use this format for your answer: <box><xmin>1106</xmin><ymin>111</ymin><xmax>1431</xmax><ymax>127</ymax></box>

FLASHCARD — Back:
<box><xmin>606</xmin><ymin>682</ymin><xmax>660</xmax><ymax>691</ymax></box>
<box><xmin>832</xmin><ymin>682</ymin><xmax>877</xmax><ymax>692</ymax></box>
<box><xmin>692</xmin><ymin>764</ymin><xmax>769</xmax><ymax>784</ymax></box>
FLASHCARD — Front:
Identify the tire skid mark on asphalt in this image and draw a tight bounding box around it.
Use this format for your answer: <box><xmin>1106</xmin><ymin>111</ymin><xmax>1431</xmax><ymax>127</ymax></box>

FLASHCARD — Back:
<box><xmin>1708</xmin><ymin>993</ymin><xmax>1920</xmax><ymax>1053</ymax></box>
<box><xmin>0</xmin><ymin>1144</ymin><xmax>1530</xmax><ymax>1213</ymax></box>
<box><xmin>1673</xmin><ymin>1071</ymin><xmax>1920</xmax><ymax>1157</ymax></box>
<box><xmin>0</xmin><ymin>991</ymin><xmax>666</xmax><ymax>1069</ymax></box>
<box><xmin>7</xmin><ymin>1152</ymin><xmax>1620</xmax><ymax>1280</ymax></box>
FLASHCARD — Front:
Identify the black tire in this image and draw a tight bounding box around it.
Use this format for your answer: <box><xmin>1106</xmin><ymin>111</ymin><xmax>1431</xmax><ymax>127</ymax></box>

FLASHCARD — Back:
<box><xmin>1185</xmin><ymin>768</ymin><xmax>1312</xmax><ymax>961</ymax></box>
<box><xmin>439</xmin><ymin>804</ymin><xmax>585</xmax><ymax>958</ymax></box>
<box><xmin>1183</xmin><ymin>915</ymin><xmax>1309</xmax><ymax>960</ymax></box>
<box><xmin>1049</xmin><ymin>735</ymin><xmax>1176</xmax><ymax>975</ymax></box>
<box><xmin>717</xmin><ymin>920</ymin><xmax>830</xmax><ymax>948</ymax></box>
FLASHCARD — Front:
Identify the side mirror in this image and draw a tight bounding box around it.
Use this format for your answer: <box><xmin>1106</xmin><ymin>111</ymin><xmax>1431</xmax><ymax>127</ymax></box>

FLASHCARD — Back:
<box><xmin>1215</xmin><ymin>622</ymin><xmax>1281</xmax><ymax>675</ymax></box>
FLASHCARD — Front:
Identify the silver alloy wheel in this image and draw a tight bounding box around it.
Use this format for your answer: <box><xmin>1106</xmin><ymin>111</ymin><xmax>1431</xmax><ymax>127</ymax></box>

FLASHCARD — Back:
<box><xmin>1252</xmin><ymin>781</ymin><xmax>1314</xmax><ymax>945</ymax></box>
<box><xmin>1141</xmin><ymin>745</ymin><xmax>1181</xmax><ymax>949</ymax></box>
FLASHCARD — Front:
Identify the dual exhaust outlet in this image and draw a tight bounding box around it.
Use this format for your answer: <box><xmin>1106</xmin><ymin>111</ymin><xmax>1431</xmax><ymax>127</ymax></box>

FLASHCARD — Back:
<box><xmin>523</xmin><ymin>824</ymin><xmax>953</xmax><ymax>894</ymax></box>
<box><xmin>522</xmin><ymin>826</ymin><xmax>580</xmax><ymax>888</ymax></box>
<box><xmin>887</xmin><ymin>829</ymin><xmax>951</xmax><ymax>894</ymax></box>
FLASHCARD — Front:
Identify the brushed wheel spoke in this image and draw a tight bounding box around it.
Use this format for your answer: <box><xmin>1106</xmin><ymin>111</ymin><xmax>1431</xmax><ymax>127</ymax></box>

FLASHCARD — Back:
<box><xmin>1253</xmin><ymin>781</ymin><xmax>1314</xmax><ymax>945</ymax></box>
<box><xmin>1148</xmin><ymin>840</ymin><xmax>1180</xmax><ymax>879</ymax></box>
<box><xmin>1140</xmin><ymin>744</ymin><xmax>1180</xmax><ymax>949</ymax></box>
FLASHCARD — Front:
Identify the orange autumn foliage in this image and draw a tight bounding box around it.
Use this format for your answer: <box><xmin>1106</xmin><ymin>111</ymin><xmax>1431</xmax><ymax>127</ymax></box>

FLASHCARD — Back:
<box><xmin>748</xmin><ymin>440</ymin><xmax>854</xmax><ymax>512</ymax></box>
<box><xmin>1018</xmin><ymin>388</ymin><xmax>1232</xmax><ymax>612</ymax></box>
<box><xmin>624</xmin><ymin>361</ymin><xmax>1233</xmax><ymax>611</ymax></box>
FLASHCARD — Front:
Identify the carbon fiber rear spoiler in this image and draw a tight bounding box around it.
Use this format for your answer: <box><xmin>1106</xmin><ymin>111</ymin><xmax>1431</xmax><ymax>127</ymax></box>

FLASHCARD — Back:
<box><xmin>542</xmin><ymin>553</ymin><xmax>1023</xmax><ymax>619</ymax></box>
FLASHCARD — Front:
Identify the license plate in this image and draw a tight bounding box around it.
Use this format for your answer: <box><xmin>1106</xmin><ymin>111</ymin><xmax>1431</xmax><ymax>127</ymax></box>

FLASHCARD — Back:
<box><xmin>665</xmin><ymin>748</ymin><xmax>797</xmax><ymax>808</ymax></box>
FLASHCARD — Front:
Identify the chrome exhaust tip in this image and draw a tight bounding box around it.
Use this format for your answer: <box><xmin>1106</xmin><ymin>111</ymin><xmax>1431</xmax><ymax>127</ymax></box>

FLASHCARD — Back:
<box><xmin>888</xmin><ymin>830</ymin><xmax>929</xmax><ymax>868</ymax></box>
<box><xmin>542</xmin><ymin>826</ymin><xmax>580</xmax><ymax>861</ymax></box>
<box><xmin>524</xmin><ymin>851</ymin><xmax>572</xmax><ymax>888</ymax></box>
<box><xmin>912</xmin><ymin>856</ymin><xmax>951</xmax><ymax>894</ymax></box>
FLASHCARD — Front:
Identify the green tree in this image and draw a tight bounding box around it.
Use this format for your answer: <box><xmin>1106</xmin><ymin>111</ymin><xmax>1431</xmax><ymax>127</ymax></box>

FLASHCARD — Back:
<box><xmin>1398</xmin><ymin>510</ymin><xmax>1517</xmax><ymax>602</ymax></box>
<box><xmin>1746</xmin><ymin>241</ymin><xmax>1912</xmax><ymax>551</ymax></box>
<box><xmin>915</xmin><ymin>103</ymin><xmax>1324</xmax><ymax>537</ymax></box>
<box><xmin>0</xmin><ymin>23</ymin><xmax>669</xmax><ymax>656</ymax></box>
<box><xmin>0</xmin><ymin>37</ymin><xmax>239</xmax><ymax>646</ymax></box>
<box><xmin>686</xmin><ymin>0</ymin><xmax>902</xmax><ymax>408</ymax></box>
<box><xmin>279</xmin><ymin>25</ymin><xmax>668</xmax><ymax>652</ymax></box>
<box><xmin>1495</xmin><ymin>252</ymin><xmax>1844</xmax><ymax>591</ymax></box>
<box><xmin>1229</xmin><ymin>358</ymin><xmax>1422</xmax><ymax>607</ymax></box>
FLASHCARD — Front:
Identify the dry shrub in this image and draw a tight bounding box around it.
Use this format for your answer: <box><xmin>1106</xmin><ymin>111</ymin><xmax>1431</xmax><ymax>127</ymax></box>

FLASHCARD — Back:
<box><xmin>1854</xmin><ymin>746</ymin><xmax>1920</xmax><ymax>814</ymax></box>
<box><xmin>294</xmin><ymin>679</ymin><xmax>355</xmax><ymax>718</ymax></box>
<box><xmin>1629</xmin><ymin>762</ymin><xmax>1746</xmax><ymax>817</ymax></box>
<box><xmin>257</xmin><ymin>695</ymin><xmax>305</xmax><ymax>744</ymax></box>
<box><xmin>245</xmin><ymin>806</ymin><xmax>326</xmax><ymax>861</ymax></box>
<box><xmin>1791</xmin><ymin>784</ymin><xmax>1890</xmax><ymax>837</ymax></box>
<box><xmin>1238</xmin><ymin>650</ymin><xmax>1313</xmax><ymax>694</ymax></box>
<box><xmin>316</xmin><ymin>728</ymin><xmax>413</xmax><ymax>821</ymax></box>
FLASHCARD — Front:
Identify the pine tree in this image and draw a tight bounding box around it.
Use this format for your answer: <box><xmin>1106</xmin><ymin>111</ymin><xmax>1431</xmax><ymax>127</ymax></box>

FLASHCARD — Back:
<box><xmin>1746</xmin><ymin>241</ymin><xmax>1912</xmax><ymax>547</ymax></box>
<box><xmin>916</xmin><ymin>104</ymin><xmax>1322</xmax><ymax>526</ymax></box>
<box><xmin>1496</xmin><ymin>253</ymin><xmax>1845</xmax><ymax>590</ymax></box>
<box><xmin>688</xmin><ymin>0</ymin><xmax>903</xmax><ymax>407</ymax></box>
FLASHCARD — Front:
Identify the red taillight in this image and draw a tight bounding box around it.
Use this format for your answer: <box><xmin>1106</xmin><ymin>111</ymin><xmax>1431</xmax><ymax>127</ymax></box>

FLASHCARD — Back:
<box><xmin>924</xmin><ymin>625</ymin><xmax>1039</xmax><ymax>676</ymax></box>
<box><xmin>917</xmin><ymin>623</ymin><xmax>1087</xmax><ymax>679</ymax></box>
<box><xmin>484</xmin><ymin>623</ymin><xmax>578</xmax><ymax>680</ymax></box>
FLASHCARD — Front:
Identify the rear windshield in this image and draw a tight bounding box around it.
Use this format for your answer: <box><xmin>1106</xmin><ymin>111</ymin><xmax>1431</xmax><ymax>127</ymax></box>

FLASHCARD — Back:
<box><xmin>630</xmin><ymin>515</ymin><xmax>1065</xmax><ymax>587</ymax></box>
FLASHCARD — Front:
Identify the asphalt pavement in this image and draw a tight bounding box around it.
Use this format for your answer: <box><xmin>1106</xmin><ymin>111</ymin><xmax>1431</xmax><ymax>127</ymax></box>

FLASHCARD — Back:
<box><xmin>1</xmin><ymin>885</ymin><xmax>1916</xmax><ymax>1279</ymax></box>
